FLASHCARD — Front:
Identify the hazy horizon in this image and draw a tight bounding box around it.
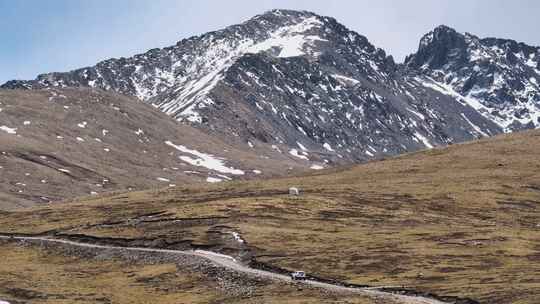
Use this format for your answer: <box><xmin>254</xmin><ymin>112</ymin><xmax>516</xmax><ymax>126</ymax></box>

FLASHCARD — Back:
<box><xmin>2</xmin><ymin>0</ymin><xmax>540</xmax><ymax>84</ymax></box>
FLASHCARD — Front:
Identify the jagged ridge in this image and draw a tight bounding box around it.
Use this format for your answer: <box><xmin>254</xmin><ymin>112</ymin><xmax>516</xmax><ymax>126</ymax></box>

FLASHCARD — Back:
<box><xmin>3</xmin><ymin>10</ymin><xmax>539</xmax><ymax>162</ymax></box>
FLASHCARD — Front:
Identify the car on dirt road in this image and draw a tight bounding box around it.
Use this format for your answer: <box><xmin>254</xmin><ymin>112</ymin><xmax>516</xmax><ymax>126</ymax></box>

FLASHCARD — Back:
<box><xmin>290</xmin><ymin>271</ymin><xmax>307</xmax><ymax>280</ymax></box>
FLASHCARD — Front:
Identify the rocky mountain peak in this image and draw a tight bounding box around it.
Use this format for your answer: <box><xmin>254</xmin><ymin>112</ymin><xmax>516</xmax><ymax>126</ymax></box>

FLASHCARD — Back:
<box><xmin>405</xmin><ymin>25</ymin><xmax>468</xmax><ymax>70</ymax></box>
<box><xmin>406</xmin><ymin>25</ymin><xmax>540</xmax><ymax>131</ymax></box>
<box><xmin>1</xmin><ymin>10</ymin><xmax>394</xmax><ymax>123</ymax></box>
<box><xmin>3</xmin><ymin>10</ymin><xmax>538</xmax><ymax>165</ymax></box>
<box><xmin>253</xmin><ymin>8</ymin><xmax>318</xmax><ymax>24</ymax></box>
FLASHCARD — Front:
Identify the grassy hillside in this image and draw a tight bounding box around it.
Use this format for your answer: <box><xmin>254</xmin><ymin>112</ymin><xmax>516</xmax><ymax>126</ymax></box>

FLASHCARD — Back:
<box><xmin>0</xmin><ymin>241</ymin><xmax>385</xmax><ymax>304</ymax></box>
<box><xmin>0</xmin><ymin>88</ymin><xmax>314</xmax><ymax>210</ymax></box>
<box><xmin>1</xmin><ymin>129</ymin><xmax>540</xmax><ymax>303</ymax></box>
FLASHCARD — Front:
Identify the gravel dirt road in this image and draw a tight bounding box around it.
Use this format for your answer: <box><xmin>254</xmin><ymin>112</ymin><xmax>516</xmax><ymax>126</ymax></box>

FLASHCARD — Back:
<box><xmin>0</xmin><ymin>235</ymin><xmax>450</xmax><ymax>304</ymax></box>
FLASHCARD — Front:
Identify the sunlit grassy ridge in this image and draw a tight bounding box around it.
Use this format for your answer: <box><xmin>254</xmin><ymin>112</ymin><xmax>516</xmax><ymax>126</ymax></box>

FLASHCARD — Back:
<box><xmin>1</xmin><ymin>129</ymin><xmax>540</xmax><ymax>303</ymax></box>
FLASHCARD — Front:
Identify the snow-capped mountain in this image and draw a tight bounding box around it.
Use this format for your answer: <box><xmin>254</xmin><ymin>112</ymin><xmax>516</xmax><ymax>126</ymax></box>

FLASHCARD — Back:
<box><xmin>3</xmin><ymin>10</ymin><xmax>538</xmax><ymax>162</ymax></box>
<box><xmin>406</xmin><ymin>25</ymin><xmax>540</xmax><ymax>132</ymax></box>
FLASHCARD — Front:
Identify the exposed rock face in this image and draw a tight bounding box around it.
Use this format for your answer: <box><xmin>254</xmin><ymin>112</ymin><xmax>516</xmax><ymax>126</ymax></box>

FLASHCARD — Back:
<box><xmin>3</xmin><ymin>10</ymin><xmax>539</xmax><ymax>161</ymax></box>
<box><xmin>406</xmin><ymin>25</ymin><xmax>540</xmax><ymax>131</ymax></box>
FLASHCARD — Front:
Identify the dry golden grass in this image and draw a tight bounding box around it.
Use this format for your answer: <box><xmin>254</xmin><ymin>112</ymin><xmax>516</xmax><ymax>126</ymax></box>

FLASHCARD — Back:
<box><xmin>1</xmin><ymin>129</ymin><xmax>540</xmax><ymax>303</ymax></box>
<box><xmin>0</xmin><ymin>242</ymin><xmax>219</xmax><ymax>304</ymax></box>
<box><xmin>0</xmin><ymin>242</ymin><xmax>385</xmax><ymax>304</ymax></box>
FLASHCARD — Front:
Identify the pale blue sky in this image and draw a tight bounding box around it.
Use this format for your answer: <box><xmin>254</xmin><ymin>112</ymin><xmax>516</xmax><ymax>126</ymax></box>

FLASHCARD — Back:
<box><xmin>1</xmin><ymin>0</ymin><xmax>539</xmax><ymax>84</ymax></box>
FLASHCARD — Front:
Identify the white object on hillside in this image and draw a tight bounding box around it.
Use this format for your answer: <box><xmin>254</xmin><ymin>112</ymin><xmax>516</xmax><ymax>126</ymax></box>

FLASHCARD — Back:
<box><xmin>232</xmin><ymin>232</ymin><xmax>245</xmax><ymax>243</ymax></box>
<box><xmin>289</xmin><ymin>187</ymin><xmax>300</xmax><ymax>196</ymax></box>
<box><xmin>290</xmin><ymin>271</ymin><xmax>307</xmax><ymax>280</ymax></box>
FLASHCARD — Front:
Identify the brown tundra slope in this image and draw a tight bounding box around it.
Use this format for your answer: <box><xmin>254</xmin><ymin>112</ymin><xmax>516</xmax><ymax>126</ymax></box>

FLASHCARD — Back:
<box><xmin>0</xmin><ymin>88</ymin><xmax>323</xmax><ymax>210</ymax></box>
<box><xmin>0</xmin><ymin>129</ymin><xmax>539</xmax><ymax>303</ymax></box>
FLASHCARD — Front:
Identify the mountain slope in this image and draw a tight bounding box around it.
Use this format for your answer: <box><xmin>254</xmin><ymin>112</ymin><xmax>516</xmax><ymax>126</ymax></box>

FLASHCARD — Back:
<box><xmin>0</xmin><ymin>88</ymin><xmax>313</xmax><ymax>210</ymax></box>
<box><xmin>406</xmin><ymin>25</ymin><xmax>540</xmax><ymax>131</ymax></box>
<box><xmin>2</xmin><ymin>10</ymin><xmax>510</xmax><ymax>161</ymax></box>
<box><xmin>2</xmin><ymin>129</ymin><xmax>540</xmax><ymax>303</ymax></box>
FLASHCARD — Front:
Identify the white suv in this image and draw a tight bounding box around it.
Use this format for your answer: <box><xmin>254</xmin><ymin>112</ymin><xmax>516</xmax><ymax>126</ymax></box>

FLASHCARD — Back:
<box><xmin>290</xmin><ymin>271</ymin><xmax>307</xmax><ymax>280</ymax></box>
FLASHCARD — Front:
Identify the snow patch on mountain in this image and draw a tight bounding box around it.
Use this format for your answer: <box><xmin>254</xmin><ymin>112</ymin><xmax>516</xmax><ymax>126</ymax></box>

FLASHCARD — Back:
<box><xmin>323</xmin><ymin>143</ymin><xmax>334</xmax><ymax>151</ymax></box>
<box><xmin>289</xmin><ymin>148</ymin><xmax>308</xmax><ymax>160</ymax></box>
<box><xmin>408</xmin><ymin>26</ymin><xmax>540</xmax><ymax>132</ymax></box>
<box><xmin>413</xmin><ymin>131</ymin><xmax>433</xmax><ymax>149</ymax></box>
<box><xmin>461</xmin><ymin>113</ymin><xmax>489</xmax><ymax>137</ymax></box>
<box><xmin>155</xmin><ymin>14</ymin><xmax>328</xmax><ymax>123</ymax></box>
<box><xmin>206</xmin><ymin>177</ymin><xmax>223</xmax><ymax>183</ymax></box>
<box><xmin>165</xmin><ymin>141</ymin><xmax>244</xmax><ymax>175</ymax></box>
<box><xmin>0</xmin><ymin>126</ymin><xmax>17</xmax><ymax>134</ymax></box>
<box><xmin>247</xmin><ymin>16</ymin><xmax>326</xmax><ymax>57</ymax></box>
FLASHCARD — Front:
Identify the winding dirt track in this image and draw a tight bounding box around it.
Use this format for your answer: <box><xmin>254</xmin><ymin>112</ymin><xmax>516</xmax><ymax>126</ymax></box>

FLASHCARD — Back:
<box><xmin>0</xmin><ymin>235</ymin><xmax>448</xmax><ymax>304</ymax></box>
